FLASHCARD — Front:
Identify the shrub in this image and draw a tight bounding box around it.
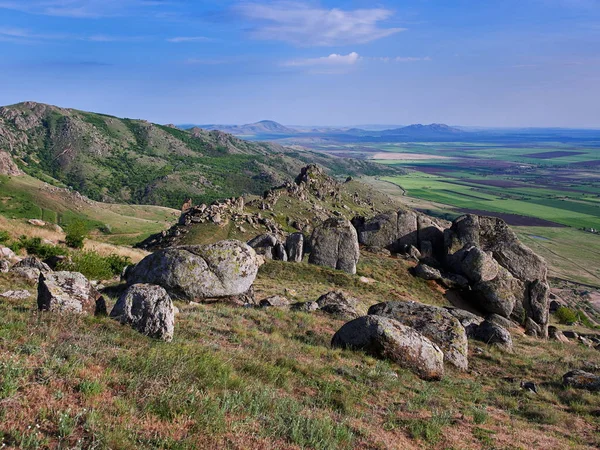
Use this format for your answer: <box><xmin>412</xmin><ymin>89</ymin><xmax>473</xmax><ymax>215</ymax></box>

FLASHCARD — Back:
<box><xmin>64</xmin><ymin>220</ymin><xmax>88</xmax><ymax>249</ymax></box>
<box><xmin>0</xmin><ymin>230</ymin><xmax>10</xmax><ymax>244</ymax></box>
<box><xmin>16</xmin><ymin>236</ymin><xmax>67</xmax><ymax>259</ymax></box>
<box><xmin>58</xmin><ymin>251</ymin><xmax>131</xmax><ymax>280</ymax></box>
<box><xmin>555</xmin><ymin>307</ymin><xmax>579</xmax><ymax>325</ymax></box>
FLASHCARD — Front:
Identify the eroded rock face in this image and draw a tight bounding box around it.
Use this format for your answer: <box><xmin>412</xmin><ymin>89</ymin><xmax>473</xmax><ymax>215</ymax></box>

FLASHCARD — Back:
<box><xmin>562</xmin><ymin>370</ymin><xmax>600</xmax><ymax>391</ymax></box>
<box><xmin>309</xmin><ymin>218</ymin><xmax>359</xmax><ymax>274</ymax></box>
<box><xmin>126</xmin><ymin>240</ymin><xmax>259</xmax><ymax>301</ymax></box>
<box><xmin>331</xmin><ymin>315</ymin><xmax>444</xmax><ymax>380</ymax></box>
<box><xmin>316</xmin><ymin>290</ymin><xmax>359</xmax><ymax>319</ymax></box>
<box><xmin>368</xmin><ymin>301</ymin><xmax>468</xmax><ymax>371</ymax></box>
<box><xmin>0</xmin><ymin>150</ymin><xmax>23</xmax><ymax>176</ymax></box>
<box><xmin>445</xmin><ymin>214</ymin><xmax>550</xmax><ymax>338</ymax></box>
<box><xmin>38</xmin><ymin>271</ymin><xmax>106</xmax><ymax>315</ymax></box>
<box><xmin>110</xmin><ymin>284</ymin><xmax>174</xmax><ymax>341</ymax></box>
<box><xmin>285</xmin><ymin>232</ymin><xmax>304</xmax><ymax>263</ymax></box>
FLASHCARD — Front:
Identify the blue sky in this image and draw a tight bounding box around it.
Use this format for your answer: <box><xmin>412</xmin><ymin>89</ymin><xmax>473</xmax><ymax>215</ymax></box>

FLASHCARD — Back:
<box><xmin>0</xmin><ymin>0</ymin><xmax>599</xmax><ymax>127</ymax></box>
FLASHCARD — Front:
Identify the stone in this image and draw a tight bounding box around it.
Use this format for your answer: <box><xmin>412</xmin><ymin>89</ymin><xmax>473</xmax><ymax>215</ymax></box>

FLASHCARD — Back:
<box><xmin>460</xmin><ymin>247</ymin><xmax>499</xmax><ymax>283</ymax></box>
<box><xmin>0</xmin><ymin>260</ymin><xmax>9</xmax><ymax>273</ymax></box>
<box><xmin>526</xmin><ymin>280</ymin><xmax>550</xmax><ymax>338</ymax></box>
<box><xmin>472</xmin><ymin>320</ymin><xmax>513</xmax><ymax>351</ymax></box>
<box><xmin>309</xmin><ymin>218</ymin><xmax>359</xmax><ymax>275</ymax></box>
<box><xmin>525</xmin><ymin>317</ymin><xmax>542</xmax><ymax>337</ymax></box>
<box><xmin>259</xmin><ymin>295</ymin><xmax>290</xmax><ymax>308</ymax></box>
<box><xmin>290</xmin><ymin>301</ymin><xmax>319</xmax><ymax>312</ymax></box>
<box><xmin>0</xmin><ymin>246</ymin><xmax>17</xmax><ymax>261</ymax></box>
<box><xmin>126</xmin><ymin>240</ymin><xmax>260</xmax><ymax>302</ymax></box>
<box><xmin>0</xmin><ymin>150</ymin><xmax>23</xmax><ymax>176</ymax></box>
<box><xmin>548</xmin><ymin>326</ymin><xmax>569</xmax><ymax>343</ymax></box>
<box><xmin>12</xmin><ymin>256</ymin><xmax>51</xmax><ymax>273</ymax></box>
<box><xmin>38</xmin><ymin>271</ymin><xmax>106</xmax><ymax>315</ymax></box>
<box><xmin>316</xmin><ymin>291</ymin><xmax>359</xmax><ymax>319</ymax></box>
<box><xmin>445</xmin><ymin>308</ymin><xmax>483</xmax><ymax>337</ymax></box>
<box><xmin>285</xmin><ymin>232</ymin><xmax>304</xmax><ymax>263</ymax></box>
<box><xmin>0</xmin><ymin>290</ymin><xmax>31</xmax><ymax>300</ymax></box>
<box><xmin>414</xmin><ymin>264</ymin><xmax>442</xmax><ymax>281</ymax></box>
<box><xmin>28</xmin><ymin>219</ymin><xmax>46</xmax><ymax>227</ymax></box>
<box><xmin>369</xmin><ymin>301</ymin><xmax>469</xmax><ymax>371</ymax></box>
<box><xmin>440</xmin><ymin>273</ymin><xmax>470</xmax><ymax>289</ymax></box>
<box><xmin>110</xmin><ymin>284</ymin><xmax>174</xmax><ymax>341</ymax></box>
<box><xmin>331</xmin><ymin>315</ymin><xmax>444</xmax><ymax>380</ymax></box>
<box><xmin>486</xmin><ymin>313</ymin><xmax>518</xmax><ymax>330</ymax></box>
<box><xmin>11</xmin><ymin>267</ymin><xmax>42</xmax><ymax>281</ymax></box>
<box><xmin>273</xmin><ymin>243</ymin><xmax>288</xmax><ymax>262</ymax></box>
<box><xmin>562</xmin><ymin>370</ymin><xmax>600</xmax><ymax>391</ymax></box>
<box><xmin>472</xmin><ymin>267</ymin><xmax>522</xmax><ymax>318</ymax></box>
<box><xmin>247</xmin><ymin>234</ymin><xmax>279</xmax><ymax>260</ymax></box>
<box><xmin>563</xmin><ymin>330</ymin><xmax>579</xmax><ymax>339</ymax></box>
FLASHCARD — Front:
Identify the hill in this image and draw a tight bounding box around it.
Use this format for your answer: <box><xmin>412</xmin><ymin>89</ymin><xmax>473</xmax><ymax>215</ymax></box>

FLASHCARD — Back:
<box><xmin>183</xmin><ymin>120</ymin><xmax>297</xmax><ymax>136</ymax></box>
<box><xmin>0</xmin><ymin>102</ymin><xmax>397</xmax><ymax>209</ymax></box>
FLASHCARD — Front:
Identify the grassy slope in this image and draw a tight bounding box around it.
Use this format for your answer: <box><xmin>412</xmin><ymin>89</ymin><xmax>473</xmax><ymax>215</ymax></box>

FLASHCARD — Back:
<box><xmin>1</xmin><ymin>256</ymin><xmax>599</xmax><ymax>450</ymax></box>
<box><xmin>0</xmin><ymin>174</ymin><xmax>178</xmax><ymax>245</ymax></box>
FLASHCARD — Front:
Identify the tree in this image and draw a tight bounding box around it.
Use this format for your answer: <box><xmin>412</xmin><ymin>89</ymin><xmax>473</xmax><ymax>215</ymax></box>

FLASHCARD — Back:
<box><xmin>65</xmin><ymin>220</ymin><xmax>87</xmax><ymax>249</ymax></box>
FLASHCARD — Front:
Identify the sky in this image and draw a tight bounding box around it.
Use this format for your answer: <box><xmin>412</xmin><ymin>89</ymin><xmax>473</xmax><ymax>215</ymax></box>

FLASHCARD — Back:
<box><xmin>0</xmin><ymin>0</ymin><xmax>599</xmax><ymax>127</ymax></box>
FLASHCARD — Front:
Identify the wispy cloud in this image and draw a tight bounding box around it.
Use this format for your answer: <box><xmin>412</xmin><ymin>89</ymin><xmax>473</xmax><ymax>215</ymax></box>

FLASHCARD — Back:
<box><xmin>235</xmin><ymin>1</ymin><xmax>404</xmax><ymax>46</ymax></box>
<box><xmin>283</xmin><ymin>52</ymin><xmax>361</xmax><ymax>67</ymax></box>
<box><xmin>0</xmin><ymin>26</ymin><xmax>146</xmax><ymax>43</ymax></box>
<box><xmin>0</xmin><ymin>0</ymin><xmax>165</xmax><ymax>18</ymax></box>
<box><xmin>370</xmin><ymin>56</ymin><xmax>431</xmax><ymax>63</ymax></box>
<box><xmin>167</xmin><ymin>36</ymin><xmax>212</xmax><ymax>43</ymax></box>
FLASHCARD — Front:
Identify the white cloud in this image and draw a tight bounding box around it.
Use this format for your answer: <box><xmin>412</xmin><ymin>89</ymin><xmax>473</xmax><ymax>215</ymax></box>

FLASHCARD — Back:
<box><xmin>0</xmin><ymin>0</ymin><xmax>164</xmax><ymax>18</ymax></box>
<box><xmin>283</xmin><ymin>52</ymin><xmax>361</xmax><ymax>67</ymax></box>
<box><xmin>0</xmin><ymin>27</ymin><xmax>146</xmax><ymax>43</ymax></box>
<box><xmin>371</xmin><ymin>56</ymin><xmax>432</xmax><ymax>63</ymax></box>
<box><xmin>235</xmin><ymin>1</ymin><xmax>404</xmax><ymax>46</ymax></box>
<box><xmin>167</xmin><ymin>36</ymin><xmax>212</xmax><ymax>43</ymax></box>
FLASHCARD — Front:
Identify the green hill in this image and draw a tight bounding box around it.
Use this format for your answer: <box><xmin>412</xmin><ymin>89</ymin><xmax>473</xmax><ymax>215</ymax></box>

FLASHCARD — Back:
<box><xmin>0</xmin><ymin>102</ymin><xmax>398</xmax><ymax>209</ymax></box>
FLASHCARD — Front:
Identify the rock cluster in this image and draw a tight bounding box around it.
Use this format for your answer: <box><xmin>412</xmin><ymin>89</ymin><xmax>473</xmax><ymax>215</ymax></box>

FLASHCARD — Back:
<box><xmin>309</xmin><ymin>217</ymin><xmax>360</xmax><ymax>274</ymax></box>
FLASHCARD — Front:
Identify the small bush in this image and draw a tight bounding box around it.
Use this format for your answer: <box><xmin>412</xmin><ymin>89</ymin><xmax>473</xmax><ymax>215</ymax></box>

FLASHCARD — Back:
<box><xmin>555</xmin><ymin>307</ymin><xmax>578</xmax><ymax>325</ymax></box>
<box><xmin>64</xmin><ymin>220</ymin><xmax>88</xmax><ymax>249</ymax></box>
<box><xmin>0</xmin><ymin>230</ymin><xmax>10</xmax><ymax>243</ymax></box>
<box><xmin>58</xmin><ymin>251</ymin><xmax>131</xmax><ymax>280</ymax></box>
<box><xmin>15</xmin><ymin>236</ymin><xmax>67</xmax><ymax>259</ymax></box>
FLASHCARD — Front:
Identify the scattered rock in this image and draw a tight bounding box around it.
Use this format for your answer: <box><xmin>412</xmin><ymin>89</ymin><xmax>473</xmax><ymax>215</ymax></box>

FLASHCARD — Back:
<box><xmin>290</xmin><ymin>301</ymin><xmax>319</xmax><ymax>312</ymax></box>
<box><xmin>126</xmin><ymin>240</ymin><xmax>260</xmax><ymax>301</ymax></box>
<box><xmin>486</xmin><ymin>313</ymin><xmax>518</xmax><ymax>330</ymax></box>
<box><xmin>471</xmin><ymin>320</ymin><xmax>513</xmax><ymax>351</ymax></box>
<box><xmin>110</xmin><ymin>284</ymin><xmax>174</xmax><ymax>341</ymax></box>
<box><xmin>259</xmin><ymin>295</ymin><xmax>290</xmax><ymax>308</ymax></box>
<box><xmin>28</xmin><ymin>219</ymin><xmax>46</xmax><ymax>227</ymax></box>
<box><xmin>413</xmin><ymin>264</ymin><xmax>442</xmax><ymax>281</ymax></box>
<box><xmin>0</xmin><ymin>290</ymin><xmax>31</xmax><ymax>300</ymax></box>
<box><xmin>12</xmin><ymin>256</ymin><xmax>51</xmax><ymax>273</ymax></box>
<box><xmin>316</xmin><ymin>290</ymin><xmax>359</xmax><ymax>319</ymax></box>
<box><xmin>0</xmin><ymin>246</ymin><xmax>17</xmax><ymax>261</ymax></box>
<box><xmin>0</xmin><ymin>260</ymin><xmax>9</xmax><ymax>273</ymax></box>
<box><xmin>309</xmin><ymin>217</ymin><xmax>359</xmax><ymax>274</ymax></box>
<box><xmin>285</xmin><ymin>232</ymin><xmax>304</xmax><ymax>263</ymax></box>
<box><xmin>562</xmin><ymin>370</ymin><xmax>600</xmax><ymax>391</ymax></box>
<box><xmin>369</xmin><ymin>301</ymin><xmax>469</xmax><ymax>371</ymax></box>
<box><xmin>331</xmin><ymin>315</ymin><xmax>444</xmax><ymax>380</ymax></box>
<box><xmin>548</xmin><ymin>326</ymin><xmax>569</xmax><ymax>343</ymax></box>
<box><xmin>38</xmin><ymin>271</ymin><xmax>106</xmax><ymax>315</ymax></box>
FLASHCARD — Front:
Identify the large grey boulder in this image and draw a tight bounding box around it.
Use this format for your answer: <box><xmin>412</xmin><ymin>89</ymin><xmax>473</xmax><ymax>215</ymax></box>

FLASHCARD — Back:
<box><xmin>0</xmin><ymin>246</ymin><xmax>17</xmax><ymax>261</ymax></box>
<box><xmin>12</xmin><ymin>256</ymin><xmax>51</xmax><ymax>273</ymax></box>
<box><xmin>332</xmin><ymin>315</ymin><xmax>444</xmax><ymax>380</ymax></box>
<box><xmin>458</xmin><ymin>247</ymin><xmax>499</xmax><ymax>283</ymax></box>
<box><xmin>562</xmin><ymin>370</ymin><xmax>600</xmax><ymax>391</ymax></box>
<box><xmin>316</xmin><ymin>290</ymin><xmax>359</xmax><ymax>319</ymax></box>
<box><xmin>110</xmin><ymin>284</ymin><xmax>174</xmax><ymax>341</ymax></box>
<box><xmin>445</xmin><ymin>308</ymin><xmax>483</xmax><ymax>336</ymax></box>
<box><xmin>285</xmin><ymin>232</ymin><xmax>304</xmax><ymax>263</ymax></box>
<box><xmin>414</xmin><ymin>264</ymin><xmax>442</xmax><ymax>281</ymax></box>
<box><xmin>126</xmin><ymin>240</ymin><xmax>260</xmax><ymax>301</ymax></box>
<box><xmin>309</xmin><ymin>218</ymin><xmax>359</xmax><ymax>274</ymax></box>
<box><xmin>471</xmin><ymin>319</ymin><xmax>513</xmax><ymax>351</ymax></box>
<box><xmin>368</xmin><ymin>301</ymin><xmax>468</xmax><ymax>371</ymax></box>
<box><xmin>38</xmin><ymin>271</ymin><xmax>106</xmax><ymax>315</ymax></box>
<box><xmin>472</xmin><ymin>266</ymin><xmax>523</xmax><ymax>318</ymax></box>
<box><xmin>248</xmin><ymin>234</ymin><xmax>279</xmax><ymax>260</ymax></box>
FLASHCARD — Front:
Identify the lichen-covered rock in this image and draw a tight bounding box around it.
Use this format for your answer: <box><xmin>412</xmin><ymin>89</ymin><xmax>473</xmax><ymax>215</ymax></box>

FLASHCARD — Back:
<box><xmin>460</xmin><ymin>247</ymin><xmax>499</xmax><ymax>283</ymax></box>
<box><xmin>472</xmin><ymin>267</ymin><xmax>522</xmax><ymax>318</ymax></box>
<box><xmin>527</xmin><ymin>280</ymin><xmax>550</xmax><ymax>338</ymax></box>
<box><xmin>290</xmin><ymin>301</ymin><xmax>319</xmax><ymax>312</ymax></box>
<box><xmin>0</xmin><ymin>150</ymin><xmax>23</xmax><ymax>176</ymax></box>
<box><xmin>316</xmin><ymin>290</ymin><xmax>359</xmax><ymax>319</ymax></box>
<box><xmin>414</xmin><ymin>264</ymin><xmax>442</xmax><ymax>281</ymax></box>
<box><xmin>1</xmin><ymin>290</ymin><xmax>31</xmax><ymax>300</ymax></box>
<box><xmin>486</xmin><ymin>313</ymin><xmax>518</xmax><ymax>330</ymax></box>
<box><xmin>562</xmin><ymin>370</ymin><xmax>600</xmax><ymax>391</ymax></box>
<box><xmin>110</xmin><ymin>284</ymin><xmax>174</xmax><ymax>341</ymax></box>
<box><xmin>285</xmin><ymin>232</ymin><xmax>304</xmax><ymax>263</ymax></box>
<box><xmin>472</xmin><ymin>320</ymin><xmax>513</xmax><ymax>351</ymax></box>
<box><xmin>38</xmin><ymin>271</ymin><xmax>106</xmax><ymax>315</ymax></box>
<box><xmin>369</xmin><ymin>301</ymin><xmax>468</xmax><ymax>371</ymax></box>
<box><xmin>248</xmin><ymin>234</ymin><xmax>279</xmax><ymax>260</ymax></box>
<box><xmin>259</xmin><ymin>295</ymin><xmax>290</xmax><ymax>308</ymax></box>
<box><xmin>12</xmin><ymin>256</ymin><xmax>51</xmax><ymax>273</ymax></box>
<box><xmin>0</xmin><ymin>260</ymin><xmax>9</xmax><ymax>273</ymax></box>
<box><xmin>309</xmin><ymin>218</ymin><xmax>359</xmax><ymax>274</ymax></box>
<box><xmin>126</xmin><ymin>240</ymin><xmax>259</xmax><ymax>301</ymax></box>
<box><xmin>332</xmin><ymin>315</ymin><xmax>444</xmax><ymax>380</ymax></box>
<box><xmin>445</xmin><ymin>308</ymin><xmax>483</xmax><ymax>336</ymax></box>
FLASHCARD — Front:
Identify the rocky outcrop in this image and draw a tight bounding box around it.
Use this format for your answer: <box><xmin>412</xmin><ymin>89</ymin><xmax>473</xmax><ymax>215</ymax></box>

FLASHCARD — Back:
<box><xmin>368</xmin><ymin>301</ymin><xmax>468</xmax><ymax>371</ymax></box>
<box><xmin>309</xmin><ymin>218</ymin><xmax>359</xmax><ymax>274</ymax></box>
<box><xmin>332</xmin><ymin>315</ymin><xmax>444</xmax><ymax>380</ymax></box>
<box><xmin>562</xmin><ymin>370</ymin><xmax>600</xmax><ymax>391</ymax></box>
<box><xmin>316</xmin><ymin>291</ymin><xmax>359</xmax><ymax>319</ymax></box>
<box><xmin>0</xmin><ymin>150</ymin><xmax>23</xmax><ymax>176</ymax></box>
<box><xmin>110</xmin><ymin>284</ymin><xmax>175</xmax><ymax>341</ymax></box>
<box><xmin>444</xmin><ymin>215</ymin><xmax>550</xmax><ymax>338</ymax></box>
<box><xmin>126</xmin><ymin>240</ymin><xmax>260</xmax><ymax>301</ymax></box>
<box><xmin>38</xmin><ymin>271</ymin><xmax>106</xmax><ymax>315</ymax></box>
<box><xmin>285</xmin><ymin>232</ymin><xmax>304</xmax><ymax>263</ymax></box>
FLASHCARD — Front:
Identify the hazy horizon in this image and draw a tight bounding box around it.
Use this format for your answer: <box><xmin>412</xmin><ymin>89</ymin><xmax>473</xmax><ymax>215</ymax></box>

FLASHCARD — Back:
<box><xmin>1</xmin><ymin>1</ymin><xmax>599</xmax><ymax>128</ymax></box>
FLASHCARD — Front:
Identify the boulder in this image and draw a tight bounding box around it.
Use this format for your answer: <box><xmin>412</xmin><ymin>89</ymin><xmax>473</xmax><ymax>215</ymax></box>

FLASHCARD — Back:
<box><xmin>548</xmin><ymin>326</ymin><xmax>569</xmax><ymax>343</ymax></box>
<box><xmin>416</xmin><ymin>215</ymin><xmax>445</xmax><ymax>257</ymax></box>
<box><xmin>126</xmin><ymin>240</ymin><xmax>260</xmax><ymax>301</ymax></box>
<box><xmin>0</xmin><ymin>246</ymin><xmax>17</xmax><ymax>261</ymax></box>
<box><xmin>38</xmin><ymin>271</ymin><xmax>106</xmax><ymax>315</ymax></box>
<box><xmin>563</xmin><ymin>330</ymin><xmax>579</xmax><ymax>339</ymax></box>
<box><xmin>290</xmin><ymin>301</ymin><xmax>319</xmax><ymax>312</ymax></box>
<box><xmin>331</xmin><ymin>315</ymin><xmax>444</xmax><ymax>380</ymax></box>
<box><xmin>316</xmin><ymin>291</ymin><xmax>359</xmax><ymax>319</ymax></box>
<box><xmin>413</xmin><ymin>264</ymin><xmax>442</xmax><ymax>281</ymax></box>
<box><xmin>460</xmin><ymin>247</ymin><xmax>499</xmax><ymax>283</ymax></box>
<box><xmin>309</xmin><ymin>218</ymin><xmax>359</xmax><ymax>275</ymax></box>
<box><xmin>440</xmin><ymin>273</ymin><xmax>470</xmax><ymax>289</ymax></box>
<box><xmin>0</xmin><ymin>290</ymin><xmax>31</xmax><ymax>300</ymax></box>
<box><xmin>273</xmin><ymin>243</ymin><xmax>288</xmax><ymax>262</ymax></box>
<box><xmin>526</xmin><ymin>280</ymin><xmax>550</xmax><ymax>338</ymax></box>
<box><xmin>472</xmin><ymin>267</ymin><xmax>522</xmax><ymax>318</ymax></box>
<box><xmin>562</xmin><ymin>370</ymin><xmax>600</xmax><ymax>391</ymax></box>
<box><xmin>285</xmin><ymin>232</ymin><xmax>304</xmax><ymax>263</ymax></box>
<box><xmin>259</xmin><ymin>295</ymin><xmax>290</xmax><ymax>308</ymax></box>
<box><xmin>11</xmin><ymin>267</ymin><xmax>42</xmax><ymax>281</ymax></box>
<box><xmin>445</xmin><ymin>308</ymin><xmax>483</xmax><ymax>337</ymax></box>
<box><xmin>248</xmin><ymin>234</ymin><xmax>278</xmax><ymax>260</ymax></box>
<box><xmin>110</xmin><ymin>284</ymin><xmax>174</xmax><ymax>341</ymax></box>
<box><xmin>12</xmin><ymin>256</ymin><xmax>51</xmax><ymax>273</ymax></box>
<box><xmin>525</xmin><ymin>317</ymin><xmax>542</xmax><ymax>337</ymax></box>
<box><xmin>471</xmin><ymin>320</ymin><xmax>513</xmax><ymax>351</ymax></box>
<box><xmin>369</xmin><ymin>301</ymin><xmax>468</xmax><ymax>371</ymax></box>
<box><xmin>0</xmin><ymin>260</ymin><xmax>9</xmax><ymax>273</ymax></box>
<box><xmin>486</xmin><ymin>313</ymin><xmax>518</xmax><ymax>330</ymax></box>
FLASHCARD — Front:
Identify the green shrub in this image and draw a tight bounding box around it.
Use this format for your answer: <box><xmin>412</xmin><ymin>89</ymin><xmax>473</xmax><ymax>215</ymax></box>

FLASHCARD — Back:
<box><xmin>64</xmin><ymin>220</ymin><xmax>88</xmax><ymax>249</ymax></box>
<box><xmin>555</xmin><ymin>307</ymin><xmax>579</xmax><ymax>325</ymax></box>
<box><xmin>15</xmin><ymin>236</ymin><xmax>67</xmax><ymax>259</ymax></box>
<box><xmin>0</xmin><ymin>230</ymin><xmax>10</xmax><ymax>244</ymax></box>
<box><xmin>58</xmin><ymin>251</ymin><xmax>130</xmax><ymax>280</ymax></box>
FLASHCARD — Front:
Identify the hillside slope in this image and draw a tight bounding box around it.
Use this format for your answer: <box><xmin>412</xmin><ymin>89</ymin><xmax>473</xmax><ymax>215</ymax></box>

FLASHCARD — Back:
<box><xmin>0</xmin><ymin>102</ymin><xmax>397</xmax><ymax>209</ymax></box>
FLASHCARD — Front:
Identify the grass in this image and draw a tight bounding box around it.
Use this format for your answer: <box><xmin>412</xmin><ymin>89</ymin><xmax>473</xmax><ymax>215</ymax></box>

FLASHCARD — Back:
<box><xmin>0</xmin><ymin>251</ymin><xmax>599</xmax><ymax>449</ymax></box>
